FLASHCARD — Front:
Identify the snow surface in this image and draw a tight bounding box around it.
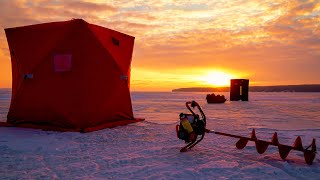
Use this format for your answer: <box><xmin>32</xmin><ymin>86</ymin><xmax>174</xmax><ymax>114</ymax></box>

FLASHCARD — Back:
<box><xmin>0</xmin><ymin>89</ymin><xmax>319</xmax><ymax>179</ymax></box>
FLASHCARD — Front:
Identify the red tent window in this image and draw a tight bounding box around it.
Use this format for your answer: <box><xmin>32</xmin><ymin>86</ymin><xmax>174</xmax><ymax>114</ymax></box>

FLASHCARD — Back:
<box><xmin>53</xmin><ymin>54</ymin><xmax>72</xmax><ymax>72</ymax></box>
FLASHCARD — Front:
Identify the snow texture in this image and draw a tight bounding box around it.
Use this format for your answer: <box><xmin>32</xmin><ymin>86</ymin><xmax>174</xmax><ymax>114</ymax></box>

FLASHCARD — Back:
<box><xmin>0</xmin><ymin>89</ymin><xmax>319</xmax><ymax>179</ymax></box>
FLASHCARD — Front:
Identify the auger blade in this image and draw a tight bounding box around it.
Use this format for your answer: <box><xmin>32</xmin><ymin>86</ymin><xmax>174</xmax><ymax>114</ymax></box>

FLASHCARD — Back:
<box><xmin>255</xmin><ymin>140</ymin><xmax>269</xmax><ymax>154</ymax></box>
<box><xmin>304</xmin><ymin>139</ymin><xmax>316</xmax><ymax>165</ymax></box>
<box><xmin>235</xmin><ymin>129</ymin><xmax>256</xmax><ymax>149</ymax></box>
<box><xmin>304</xmin><ymin>150</ymin><xmax>316</xmax><ymax>165</ymax></box>
<box><xmin>278</xmin><ymin>145</ymin><xmax>292</xmax><ymax>160</ymax></box>
<box><xmin>271</xmin><ymin>132</ymin><xmax>279</xmax><ymax>145</ymax></box>
<box><xmin>236</xmin><ymin>138</ymin><xmax>248</xmax><ymax>149</ymax></box>
<box><xmin>293</xmin><ymin>136</ymin><xmax>304</xmax><ymax>151</ymax></box>
<box><xmin>251</xmin><ymin>129</ymin><xmax>269</xmax><ymax>154</ymax></box>
<box><xmin>312</xmin><ymin>138</ymin><xmax>316</xmax><ymax>151</ymax></box>
<box><xmin>251</xmin><ymin>129</ymin><xmax>257</xmax><ymax>140</ymax></box>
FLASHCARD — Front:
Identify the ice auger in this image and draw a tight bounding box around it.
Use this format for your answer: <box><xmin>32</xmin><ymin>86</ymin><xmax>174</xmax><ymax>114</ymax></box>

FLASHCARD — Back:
<box><xmin>176</xmin><ymin>101</ymin><xmax>317</xmax><ymax>165</ymax></box>
<box><xmin>176</xmin><ymin>101</ymin><xmax>207</xmax><ymax>152</ymax></box>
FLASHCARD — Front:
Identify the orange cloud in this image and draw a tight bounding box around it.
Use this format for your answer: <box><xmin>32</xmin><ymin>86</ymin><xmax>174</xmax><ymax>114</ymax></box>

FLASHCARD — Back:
<box><xmin>65</xmin><ymin>1</ymin><xmax>117</xmax><ymax>12</ymax></box>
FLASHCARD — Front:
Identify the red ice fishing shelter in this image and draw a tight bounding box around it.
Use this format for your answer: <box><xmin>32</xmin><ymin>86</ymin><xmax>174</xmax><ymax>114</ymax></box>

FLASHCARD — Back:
<box><xmin>3</xmin><ymin>19</ymin><xmax>143</xmax><ymax>132</ymax></box>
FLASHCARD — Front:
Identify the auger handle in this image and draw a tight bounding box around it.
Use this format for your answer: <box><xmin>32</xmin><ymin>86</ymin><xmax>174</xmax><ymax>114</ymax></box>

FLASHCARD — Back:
<box><xmin>186</xmin><ymin>101</ymin><xmax>206</xmax><ymax>124</ymax></box>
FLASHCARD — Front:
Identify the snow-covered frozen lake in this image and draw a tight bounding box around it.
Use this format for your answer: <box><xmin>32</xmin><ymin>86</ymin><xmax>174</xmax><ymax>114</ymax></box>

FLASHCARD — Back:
<box><xmin>0</xmin><ymin>89</ymin><xmax>319</xmax><ymax>179</ymax></box>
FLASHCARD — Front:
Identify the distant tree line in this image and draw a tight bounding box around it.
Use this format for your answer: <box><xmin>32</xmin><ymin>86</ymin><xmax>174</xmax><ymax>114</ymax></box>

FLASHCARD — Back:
<box><xmin>172</xmin><ymin>84</ymin><xmax>320</xmax><ymax>92</ymax></box>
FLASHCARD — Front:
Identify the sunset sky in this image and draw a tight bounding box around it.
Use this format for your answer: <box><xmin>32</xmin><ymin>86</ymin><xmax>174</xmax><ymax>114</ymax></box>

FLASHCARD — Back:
<box><xmin>0</xmin><ymin>0</ymin><xmax>319</xmax><ymax>91</ymax></box>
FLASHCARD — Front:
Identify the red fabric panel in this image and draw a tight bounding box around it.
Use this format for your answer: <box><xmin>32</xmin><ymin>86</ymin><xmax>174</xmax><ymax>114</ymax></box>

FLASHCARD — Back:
<box><xmin>5</xmin><ymin>21</ymin><xmax>74</xmax><ymax>96</ymax></box>
<box><xmin>87</xmin><ymin>23</ymin><xmax>135</xmax><ymax>76</ymax></box>
<box><xmin>53</xmin><ymin>54</ymin><xmax>72</xmax><ymax>72</ymax></box>
<box><xmin>5</xmin><ymin>19</ymin><xmax>140</xmax><ymax>132</ymax></box>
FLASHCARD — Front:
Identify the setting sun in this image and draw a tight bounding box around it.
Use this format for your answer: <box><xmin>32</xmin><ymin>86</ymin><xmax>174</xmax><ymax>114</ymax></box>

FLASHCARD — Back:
<box><xmin>201</xmin><ymin>71</ymin><xmax>234</xmax><ymax>87</ymax></box>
